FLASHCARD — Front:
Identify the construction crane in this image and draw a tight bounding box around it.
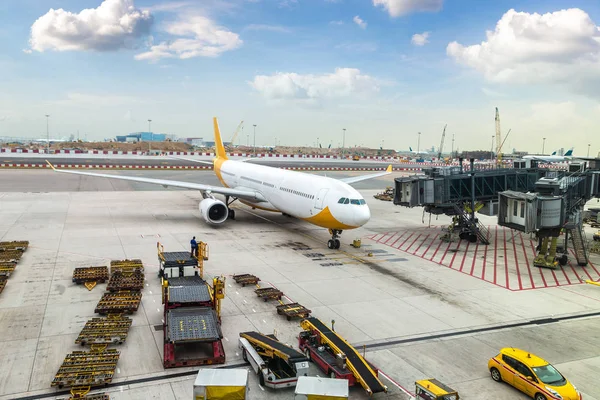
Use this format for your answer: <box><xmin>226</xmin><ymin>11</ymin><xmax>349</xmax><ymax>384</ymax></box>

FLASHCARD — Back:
<box><xmin>438</xmin><ymin>124</ymin><xmax>447</xmax><ymax>160</ymax></box>
<box><xmin>495</xmin><ymin>107</ymin><xmax>503</xmax><ymax>167</ymax></box>
<box><xmin>229</xmin><ymin>120</ymin><xmax>244</xmax><ymax>147</ymax></box>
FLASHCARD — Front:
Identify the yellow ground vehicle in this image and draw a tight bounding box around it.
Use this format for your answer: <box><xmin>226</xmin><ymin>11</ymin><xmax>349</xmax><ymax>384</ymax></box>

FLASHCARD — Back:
<box><xmin>352</xmin><ymin>155</ymin><xmax>360</xmax><ymax>161</ymax></box>
<box><xmin>414</xmin><ymin>379</ymin><xmax>459</xmax><ymax>400</ymax></box>
<box><xmin>488</xmin><ymin>348</ymin><xmax>581</xmax><ymax>400</ymax></box>
<box><xmin>593</xmin><ymin>230</ymin><xmax>600</xmax><ymax>241</ymax></box>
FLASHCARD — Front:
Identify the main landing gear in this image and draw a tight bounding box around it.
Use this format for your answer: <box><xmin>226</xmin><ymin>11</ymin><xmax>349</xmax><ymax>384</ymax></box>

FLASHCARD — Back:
<box><xmin>224</xmin><ymin>195</ymin><xmax>237</xmax><ymax>220</ymax></box>
<box><xmin>328</xmin><ymin>229</ymin><xmax>342</xmax><ymax>249</ymax></box>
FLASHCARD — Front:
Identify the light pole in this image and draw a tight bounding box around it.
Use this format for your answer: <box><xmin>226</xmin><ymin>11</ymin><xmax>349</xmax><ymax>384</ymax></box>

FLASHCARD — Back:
<box><xmin>588</xmin><ymin>144</ymin><xmax>591</xmax><ymax>157</ymax></box>
<box><xmin>451</xmin><ymin>133</ymin><xmax>455</xmax><ymax>159</ymax></box>
<box><xmin>148</xmin><ymin>119</ymin><xmax>152</xmax><ymax>154</ymax></box>
<box><xmin>253</xmin><ymin>124</ymin><xmax>256</xmax><ymax>156</ymax></box>
<box><xmin>45</xmin><ymin>114</ymin><xmax>50</xmax><ymax>154</ymax></box>
<box><xmin>342</xmin><ymin>128</ymin><xmax>346</xmax><ymax>157</ymax></box>
<box><xmin>542</xmin><ymin>137</ymin><xmax>546</xmax><ymax>155</ymax></box>
<box><xmin>417</xmin><ymin>132</ymin><xmax>421</xmax><ymax>155</ymax></box>
<box><xmin>491</xmin><ymin>135</ymin><xmax>495</xmax><ymax>161</ymax></box>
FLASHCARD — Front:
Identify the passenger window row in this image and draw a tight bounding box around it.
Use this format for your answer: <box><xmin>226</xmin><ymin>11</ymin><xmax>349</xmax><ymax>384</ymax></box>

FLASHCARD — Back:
<box><xmin>280</xmin><ymin>187</ymin><xmax>314</xmax><ymax>199</ymax></box>
<box><xmin>337</xmin><ymin>197</ymin><xmax>366</xmax><ymax>205</ymax></box>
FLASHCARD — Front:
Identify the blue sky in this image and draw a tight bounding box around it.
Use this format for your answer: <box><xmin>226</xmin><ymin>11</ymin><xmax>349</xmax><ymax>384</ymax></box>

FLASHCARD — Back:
<box><xmin>1</xmin><ymin>0</ymin><xmax>600</xmax><ymax>154</ymax></box>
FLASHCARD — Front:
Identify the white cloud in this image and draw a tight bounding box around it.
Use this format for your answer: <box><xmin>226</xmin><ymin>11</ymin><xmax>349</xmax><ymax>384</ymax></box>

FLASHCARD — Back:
<box><xmin>249</xmin><ymin>68</ymin><xmax>381</xmax><ymax>105</ymax></box>
<box><xmin>330</xmin><ymin>20</ymin><xmax>344</xmax><ymax>25</ymax></box>
<box><xmin>245</xmin><ymin>24</ymin><xmax>290</xmax><ymax>33</ymax></box>
<box><xmin>411</xmin><ymin>31</ymin><xmax>430</xmax><ymax>46</ymax></box>
<box><xmin>447</xmin><ymin>8</ymin><xmax>600</xmax><ymax>88</ymax></box>
<box><xmin>28</xmin><ymin>0</ymin><xmax>153</xmax><ymax>52</ymax></box>
<box><xmin>353</xmin><ymin>15</ymin><xmax>367</xmax><ymax>29</ymax></box>
<box><xmin>135</xmin><ymin>15</ymin><xmax>242</xmax><ymax>61</ymax></box>
<box><xmin>373</xmin><ymin>0</ymin><xmax>443</xmax><ymax>17</ymax></box>
<box><xmin>53</xmin><ymin>92</ymin><xmax>145</xmax><ymax>107</ymax></box>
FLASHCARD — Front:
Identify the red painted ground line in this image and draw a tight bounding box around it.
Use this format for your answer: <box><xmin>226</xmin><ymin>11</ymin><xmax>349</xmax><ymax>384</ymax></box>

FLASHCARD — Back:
<box><xmin>567</xmin><ymin>261</ymin><xmax>585</xmax><ymax>283</ymax></box>
<box><xmin>405</xmin><ymin>233</ymin><xmax>423</xmax><ymax>253</ymax></box>
<box><xmin>412</xmin><ymin>234</ymin><xmax>431</xmax><ymax>255</ymax></box>
<box><xmin>503</xmin><ymin>228</ymin><xmax>510</xmax><ymax>290</ymax></box>
<box><xmin>390</xmin><ymin>232</ymin><xmax>407</xmax><ymax>249</ymax></box>
<box><xmin>448</xmin><ymin>241</ymin><xmax>462</xmax><ymax>269</ymax></box>
<box><xmin>587</xmin><ymin>258</ymin><xmax>600</xmax><ymax>276</ymax></box>
<box><xmin>493</xmin><ymin>226</ymin><xmax>499</xmax><ymax>285</ymax></box>
<box><xmin>383</xmin><ymin>232</ymin><xmax>400</xmax><ymax>245</ymax></box>
<box><xmin>569</xmin><ymin>249</ymin><xmax>594</xmax><ymax>281</ymax></box>
<box><xmin>372</xmin><ymin>233</ymin><xmax>386</xmax><ymax>242</ymax></box>
<box><xmin>519</xmin><ymin>232</ymin><xmax>541</xmax><ymax>288</ymax></box>
<box><xmin>439</xmin><ymin>239</ymin><xmax>454</xmax><ymax>265</ymax></box>
<box><xmin>469</xmin><ymin>240</ymin><xmax>480</xmax><ymax>276</ymax></box>
<box><xmin>459</xmin><ymin>241</ymin><xmax>471</xmax><ymax>272</ymax></box>
<box><xmin>511</xmin><ymin>231</ymin><xmax>524</xmax><ymax>290</ymax></box>
<box><xmin>376</xmin><ymin>232</ymin><xmax>393</xmax><ymax>243</ymax></box>
<box><xmin>420</xmin><ymin>234</ymin><xmax>437</xmax><ymax>258</ymax></box>
<box><xmin>429</xmin><ymin>235</ymin><xmax>446</xmax><ymax>262</ymax></box>
<box><xmin>528</xmin><ymin>238</ymin><xmax>558</xmax><ymax>286</ymax></box>
<box><xmin>481</xmin><ymin>234</ymin><xmax>488</xmax><ymax>280</ymax></box>
<box><xmin>397</xmin><ymin>232</ymin><xmax>415</xmax><ymax>250</ymax></box>
<box><xmin>559</xmin><ymin>260</ymin><xmax>573</xmax><ymax>285</ymax></box>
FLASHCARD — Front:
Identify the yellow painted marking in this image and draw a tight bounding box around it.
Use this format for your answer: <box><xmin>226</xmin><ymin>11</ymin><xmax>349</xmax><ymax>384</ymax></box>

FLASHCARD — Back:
<box><xmin>302</xmin><ymin>206</ymin><xmax>358</xmax><ymax>230</ymax></box>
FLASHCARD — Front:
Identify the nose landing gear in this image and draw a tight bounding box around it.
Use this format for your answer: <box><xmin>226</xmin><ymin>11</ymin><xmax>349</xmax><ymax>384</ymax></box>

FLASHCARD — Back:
<box><xmin>328</xmin><ymin>229</ymin><xmax>342</xmax><ymax>249</ymax></box>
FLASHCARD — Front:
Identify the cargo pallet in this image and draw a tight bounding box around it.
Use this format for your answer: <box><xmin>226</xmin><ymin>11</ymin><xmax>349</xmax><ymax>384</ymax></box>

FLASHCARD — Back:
<box><xmin>164</xmin><ymin>278</ymin><xmax>213</xmax><ymax>309</ymax></box>
<box><xmin>76</xmin><ymin>316</ymin><xmax>133</xmax><ymax>346</ymax></box>
<box><xmin>0</xmin><ymin>278</ymin><xmax>6</xmax><ymax>294</ymax></box>
<box><xmin>51</xmin><ymin>348</ymin><xmax>120</xmax><ymax>389</ymax></box>
<box><xmin>255</xmin><ymin>287</ymin><xmax>283</xmax><ymax>301</ymax></box>
<box><xmin>276</xmin><ymin>303</ymin><xmax>311</xmax><ymax>320</ymax></box>
<box><xmin>158</xmin><ymin>248</ymin><xmax>200</xmax><ymax>279</ymax></box>
<box><xmin>0</xmin><ymin>250</ymin><xmax>24</xmax><ymax>263</ymax></box>
<box><xmin>95</xmin><ymin>291</ymin><xmax>142</xmax><ymax>315</ymax></box>
<box><xmin>73</xmin><ymin>267</ymin><xmax>109</xmax><ymax>284</ymax></box>
<box><xmin>106</xmin><ymin>271</ymin><xmax>144</xmax><ymax>292</ymax></box>
<box><xmin>0</xmin><ymin>240</ymin><xmax>29</xmax><ymax>251</ymax></box>
<box><xmin>0</xmin><ymin>262</ymin><xmax>17</xmax><ymax>279</ymax></box>
<box><xmin>110</xmin><ymin>259</ymin><xmax>144</xmax><ymax>274</ymax></box>
<box><xmin>232</xmin><ymin>274</ymin><xmax>260</xmax><ymax>287</ymax></box>
<box><xmin>163</xmin><ymin>307</ymin><xmax>225</xmax><ymax>368</ymax></box>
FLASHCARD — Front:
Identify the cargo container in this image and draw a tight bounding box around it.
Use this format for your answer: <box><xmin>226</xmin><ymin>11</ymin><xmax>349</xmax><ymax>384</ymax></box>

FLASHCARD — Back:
<box><xmin>193</xmin><ymin>368</ymin><xmax>249</xmax><ymax>400</ymax></box>
<box><xmin>294</xmin><ymin>376</ymin><xmax>349</xmax><ymax>400</ymax></box>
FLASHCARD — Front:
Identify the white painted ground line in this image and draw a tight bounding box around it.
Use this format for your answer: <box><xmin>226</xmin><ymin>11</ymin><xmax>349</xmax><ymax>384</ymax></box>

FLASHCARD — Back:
<box><xmin>378</xmin><ymin>370</ymin><xmax>414</xmax><ymax>396</ymax></box>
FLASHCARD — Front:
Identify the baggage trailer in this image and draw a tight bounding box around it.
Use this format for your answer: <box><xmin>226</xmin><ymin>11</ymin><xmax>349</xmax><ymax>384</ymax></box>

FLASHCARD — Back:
<box><xmin>0</xmin><ymin>240</ymin><xmax>29</xmax><ymax>251</ymax></box>
<box><xmin>51</xmin><ymin>349</ymin><xmax>120</xmax><ymax>389</ymax></box>
<box><xmin>193</xmin><ymin>368</ymin><xmax>249</xmax><ymax>400</ymax></box>
<box><xmin>106</xmin><ymin>270</ymin><xmax>144</xmax><ymax>292</ymax></box>
<box><xmin>238</xmin><ymin>331</ymin><xmax>309</xmax><ymax>389</ymax></box>
<box><xmin>294</xmin><ymin>376</ymin><xmax>349</xmax><ymax>400</ymax></box>
<box><xmin>0</xmin><ymin>250</ymin><xmax>24</xmax><ymax>263</ymax></box>
<box><xmin>299</xmin><ymin>317</ymin><xmax>387</xmax><ymax>395</ymax></box>
<box><xmin>73</xmin><ymin>267</ymin><xmax>109</xmax><ymax>284</ymax></box>
<box><xmin>232</xmin><ymin>273</ymin><xmax>260</xmax><ymax>287</ymax></box>
<box><xmin>75</xmin><ymin>316</ymin><xmax>132</xmax><ymax>346</ymax></box>
<box><xmin>0</xmin><ymin>262</ymin><xmax>16</xmax><ymax>279</ymax></box>
<box><xmin>94</xmin><ymin>291</ymin><xmax>142</xmax><ymax>315</ymax></box>
<box><xmin>414</xmin><ymin>379</ymin><xmax>460</xmax><ymax>400</ymax></box>
<box><xmin>163</xmin><ymin>307</ymin><xmax>225</xmax><ymax>368</ymax></box>
<box><xmin>277</xmin><ymin>302</ymin><xmax>311</xmax><ymax>321</ymax></box>
<box><xmin>255</xmin><ymin>287</ymin><xmax>283</xmax><ymax>301</ymax></box>
<box><xmin>0</xmin><ymin>278</ymin><xmax>6</xmax><ymax>294</ymax></box>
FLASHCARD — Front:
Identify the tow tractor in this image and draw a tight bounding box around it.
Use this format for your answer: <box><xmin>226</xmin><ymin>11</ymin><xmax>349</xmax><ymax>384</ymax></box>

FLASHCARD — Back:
<box><xmin>239</xmin><ymin>331</ymin><xmax>309</xmax><ymax>389</ymax></box>
<box><xmin>298</xmin><ymin>317</ymin><xmax>387</xmax><ymax>395</ymax></box>
<box><xmin>413</xmin><ymin>379</ymin><xmax>459</xmax><ymax>400</ymax></box>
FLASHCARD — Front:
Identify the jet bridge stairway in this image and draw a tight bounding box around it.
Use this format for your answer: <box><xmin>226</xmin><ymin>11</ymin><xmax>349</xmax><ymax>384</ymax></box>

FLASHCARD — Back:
<box><xmin>453</xmin><ymin>204</ymin><xmax>490</xmax><ymax>245</ymax></box>
<box><xmin>569</xmin><ymin>225</ymin><xmax>588</xmax><ymax>266</ymax></box>
<box><xmin>300</xmin><ymin>317</ymin><xmax>387</xmax><ymax>395</ymax></box>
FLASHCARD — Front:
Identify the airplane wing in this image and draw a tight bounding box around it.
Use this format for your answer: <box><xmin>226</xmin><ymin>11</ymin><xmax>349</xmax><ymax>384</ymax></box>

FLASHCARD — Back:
<box><xmin>46</xmin><ymin>161</ymin><xmax>266</xmax><ymax>202</ymax></box>
<box><xmin>167</xmin><ymin>156</ymin><xmax>213</xmax><ymax>165</ymax></box>
<box><xmin>338</xmin><ymin>165</ymin><xmax>393</xmax><ymax>184</ymax></box>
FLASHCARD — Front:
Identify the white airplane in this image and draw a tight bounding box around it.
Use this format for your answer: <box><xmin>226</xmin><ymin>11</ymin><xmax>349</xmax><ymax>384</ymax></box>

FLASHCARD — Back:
<box><xmin>408</xmin><ymin>147</ymin><xmax>429</xmax><ymax>154</ymax></box>
<box><xmin>47</xmin><ymin>117</ymin><xmax>392</xmax><ymax>249</ymax></box>
<box><xmin>522</xmin><ymin>149</ymin><xmax>573</xmax><ymax>163</ymax></box>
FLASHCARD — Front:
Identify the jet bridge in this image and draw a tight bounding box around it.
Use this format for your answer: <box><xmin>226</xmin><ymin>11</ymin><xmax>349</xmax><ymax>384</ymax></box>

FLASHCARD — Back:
<box><xmin>394</xmin><ymin>158</ymin><xmax>600</xmax><ymax>267</ymax></box>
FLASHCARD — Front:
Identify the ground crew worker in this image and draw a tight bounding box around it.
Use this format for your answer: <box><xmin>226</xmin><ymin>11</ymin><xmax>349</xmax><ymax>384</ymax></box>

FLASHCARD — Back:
<box><xmin>190</xmin><ymin>236</ymin><xmax>197</xmax><ymax>257</ymax></box>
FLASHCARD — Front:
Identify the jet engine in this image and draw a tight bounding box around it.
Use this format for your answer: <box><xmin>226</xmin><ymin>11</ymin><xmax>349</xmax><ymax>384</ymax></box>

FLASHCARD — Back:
<box><xmin>199</xmin><ymin>198</ymin><xmax>229</xmax><ymax>224</ymax></box>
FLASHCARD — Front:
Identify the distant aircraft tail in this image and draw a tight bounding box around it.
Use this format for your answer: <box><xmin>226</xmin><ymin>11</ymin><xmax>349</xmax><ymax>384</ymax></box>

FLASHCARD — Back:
<box><xmin>409</xmin><ymin>147</ymin><xmax>413</xmax><ymax>152</ymax></box>
<box><xmin>213</xmin><ymin>117</ymin><xmax>229</xmax><ymax>160</ymax></box>
<box><xmin>565</xmin><ymin>149</ymin><xmax>573</xmax><ymax>157</ymax></box>
<box><xmin>551</xmin><ymin>151</ymin><xmax>556</xmax><ymax>155</ymax></box>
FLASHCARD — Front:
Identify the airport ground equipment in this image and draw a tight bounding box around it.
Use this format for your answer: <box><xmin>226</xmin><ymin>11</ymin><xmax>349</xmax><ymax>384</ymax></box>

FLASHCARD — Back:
<box><xmin>109</xmin><ymin>259</ymin><xmax>143</xmax><ymax>274</ymax></box>
<box><xmin>255</xmin><ymin>287</ymin><xmax>283</xmax><ymax>301</ymax></box>
<box><xmin>73</xmin><ymin>267</ymin><xmax>109</xmax><ymax>284</ymax></box>
<box><xmin>0</xmin><ymin>240</ymin><xmax>29</xmax><ymax>251</ymax></box>
<box><xmin>373</xmin><ymin>187</ymin><xmax>394</xmax><ymax>201</ymax></box>
<box><xmin>106</xmin><ymin>270</ymin><xmax>144</xmax><ymax>292</ymax></box>
<box><xmin>94</xmin><ymin>291</ymin><xmax>142</xmax><ymax>315</ymax></box>
<box><xmin>0</xmin><ymin>277</ymin><xmax>5</xmax><ymax>294</ymax></box>
<box><xmin>414</xmin><ymin>379</ymin><xmax>459</xmax><ymax>400</ymax></box>
<box><xmin>193</xmin><ymin>368</ymin><xmax>249</xmax><ymax>400</ymax></box>
<box><xmin>63</xmin><ymin>391</ymin><xmax>110</xmax><ymax>400</ymax></box>
<box><xmin>277</xmin><ymin>302</ymin><xmax>312</xmax><ymax>321</ymax></box>
<box><xmin>238</xmin><ymin>331</ymin><xmax>309</xmax><ymax>389</ymax></box>
<box><xmin>51</xmin><ymin>348</ymin><xmax>120</xmax><ymax>389</ymax></box>
<box><xmin>75</xmin><ymin>315</ymin><xmax>132</xmax><ymax>346</ymax></box>
<box><xmin>294</xmin><ymin>376</ymin><xmax>349</xmax><ymax>400</ymax></box>
<box><xmin>0</xmin><ymin>249</ymin><xmax>24</xmax><ymax>263</ymax></box>
<box><xmin>299</xmin><ymin>317</ymin><xmax>387</xmax><ymax>395</ymax></box>
<box><xmin>394</xmin><ymin>158</ymin><xmax>600</xmax><ymax>266</ymax></box>
<box><xmin>0</xmin><ymin>262</ymin><xmax>16</xmax><ymax>279</ymax></box>
<box><xmin>157</xmin><ymin>241</ymin><xmax>206</xmax><ymax>279</ymax></box>
<box><xmin>233</xmin><ymin>273</ymin><xmax>260</xmax><ymax>286</ymax></box>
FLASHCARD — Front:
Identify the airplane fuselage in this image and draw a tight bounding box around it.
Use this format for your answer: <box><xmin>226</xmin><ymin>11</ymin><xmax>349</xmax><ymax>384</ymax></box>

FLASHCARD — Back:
<box><xmin>215</xmin><ymin>159</ymin><xmax>370</xmax><ymax>230</ymax></box>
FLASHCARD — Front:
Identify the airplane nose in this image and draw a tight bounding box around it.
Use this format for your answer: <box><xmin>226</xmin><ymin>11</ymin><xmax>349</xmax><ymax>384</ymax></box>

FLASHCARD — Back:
<box><xmin>354</xmin><ymin>206</ymin><xmax>371</xmax><ymax>226</ymax></box>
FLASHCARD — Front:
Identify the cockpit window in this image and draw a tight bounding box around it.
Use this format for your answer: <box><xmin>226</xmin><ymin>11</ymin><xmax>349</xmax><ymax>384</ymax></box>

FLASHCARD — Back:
<box><xmin>359</xmin><ymin>199</ymin><xmax>366</xmax><ymax>205</ymax></box>
<box><xmin>350</xmin><ymin>199</ymin><xmax>360</xmax><ymax>205</ymax></box>
<box><xmin>338</xmin><ymin>197</ymin><xmax>346</xmax><ymax>204</ymax></box>
<box><xmin>343</xmin><ymin>198</ymin><xmax>350</xmax><ymax>204</ymax></box>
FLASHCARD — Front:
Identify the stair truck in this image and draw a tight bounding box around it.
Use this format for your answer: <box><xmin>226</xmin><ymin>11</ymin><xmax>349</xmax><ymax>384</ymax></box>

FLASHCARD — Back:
<box><xmin>294</xmin><ymin>376</ymin><xmax>349</xmax><ymax>400</ymax></box>
<box><xmin>238</xmin><ymin>331</ymin><xmax>309</xmax><ymax>389</ymax></box>
<box><xmin>298</xmin><ymin>317</ymin><xmax>387</xmax><ymax>396</ymax></box>
<box><xmin>193</xmin><ymin>368</ymin><xmax>249</xmax><ymax>400</ymax></box>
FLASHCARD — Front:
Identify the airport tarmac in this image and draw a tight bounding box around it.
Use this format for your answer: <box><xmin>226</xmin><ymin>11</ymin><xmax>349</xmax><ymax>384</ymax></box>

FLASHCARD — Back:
<box><xmin>0</xmin><ymin>170</ymin><xmax>599</xmax><ymax>400</ymax></box>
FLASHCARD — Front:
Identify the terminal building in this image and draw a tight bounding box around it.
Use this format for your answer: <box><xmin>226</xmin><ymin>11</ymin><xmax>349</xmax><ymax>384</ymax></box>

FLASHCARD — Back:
<box><xmin>116</xmin><ymin>132</ymin><xmax>168</xmax><ymax>142</ymax></box>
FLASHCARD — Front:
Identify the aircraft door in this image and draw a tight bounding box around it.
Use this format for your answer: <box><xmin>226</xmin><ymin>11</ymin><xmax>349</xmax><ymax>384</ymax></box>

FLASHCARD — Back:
<box><xmin>314</xmin><ymin>188</ymin><xmax>329</xmax><ymax>210</ymax></box>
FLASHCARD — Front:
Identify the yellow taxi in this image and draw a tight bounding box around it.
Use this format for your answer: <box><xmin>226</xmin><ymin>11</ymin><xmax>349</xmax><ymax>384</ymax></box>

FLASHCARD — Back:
<box><xmin>488</xmin><ymin>348</ymin><xmax>581</xmax><ymax>400</ymax></box>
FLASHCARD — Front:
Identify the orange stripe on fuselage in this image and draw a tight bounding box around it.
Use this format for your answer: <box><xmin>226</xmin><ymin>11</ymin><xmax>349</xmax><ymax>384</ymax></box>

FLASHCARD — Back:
<box><xmin>302</xmin><ymin>206</ymin><xmax>358</xmax><ymax>230</ymax></box>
